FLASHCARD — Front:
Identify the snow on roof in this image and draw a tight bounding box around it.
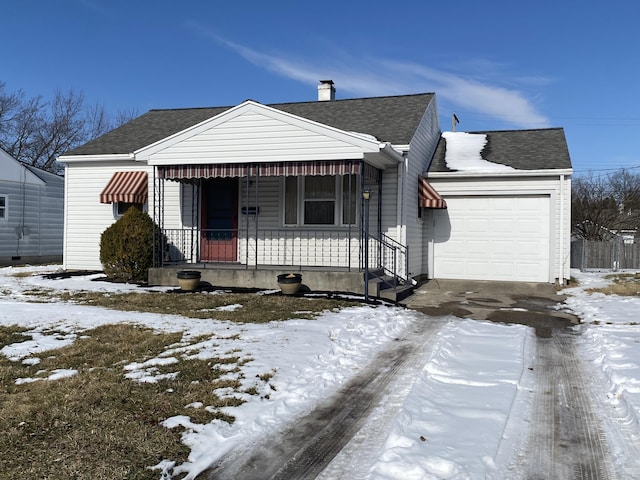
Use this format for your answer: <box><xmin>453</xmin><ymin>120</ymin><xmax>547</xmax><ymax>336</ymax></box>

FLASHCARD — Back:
<box><xmin>442</xmin><ymin>131</ymin><xmax>516</xmax><ymax>172</ymax></box>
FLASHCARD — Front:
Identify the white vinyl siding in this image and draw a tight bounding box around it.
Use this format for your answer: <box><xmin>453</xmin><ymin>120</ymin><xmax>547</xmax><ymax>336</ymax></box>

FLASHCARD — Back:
<box><xmin>145</xmin><ymin>108</ymin><xmax>376</xmax><ymax>165</ymax></box>
<box><xmin>63</xmin><ymin>162</ymin><xmax>154</xmax><ymax>270</ymax></box>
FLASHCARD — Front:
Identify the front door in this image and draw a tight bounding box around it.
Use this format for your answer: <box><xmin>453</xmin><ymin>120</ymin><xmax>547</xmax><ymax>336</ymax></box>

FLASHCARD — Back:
<box><xmin>200</xmin><ymin>178</ymin><xmax>238</xmax><ymax>262</ymax></box>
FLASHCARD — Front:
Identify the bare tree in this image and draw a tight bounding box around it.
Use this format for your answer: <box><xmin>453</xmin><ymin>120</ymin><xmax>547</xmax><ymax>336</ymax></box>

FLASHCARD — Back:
<box><xmin>572</xmin><ymin>170</ymin><xmax>640</xmax><ymax>240</ymax></box>
<box><xmin>0</xmin><ymin>82</ymin><xmax>138</xmax><ymax>174</ymax></box>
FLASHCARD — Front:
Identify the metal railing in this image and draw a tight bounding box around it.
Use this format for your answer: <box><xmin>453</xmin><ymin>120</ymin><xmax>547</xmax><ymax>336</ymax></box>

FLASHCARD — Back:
<box><xmin>162</xmin><ymin>228</ymin><xmax>361</xmax><ymax>270</ymax></box>
<box><xmin>161</xmin><ymin>227</ymin><xmax>409</xmax><ymax>283</ymax></box>
<box><xmin>365</xmin><ymin>233</ymin><xmax>409</xmax><ymax>282</ymax></box>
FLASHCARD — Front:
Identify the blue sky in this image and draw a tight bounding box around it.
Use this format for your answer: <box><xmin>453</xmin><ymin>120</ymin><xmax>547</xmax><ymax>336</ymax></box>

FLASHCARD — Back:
<box><xmin>3</xmin><ymin>0</ymin><xmax>639</xmax><ymax>175</ymax></box>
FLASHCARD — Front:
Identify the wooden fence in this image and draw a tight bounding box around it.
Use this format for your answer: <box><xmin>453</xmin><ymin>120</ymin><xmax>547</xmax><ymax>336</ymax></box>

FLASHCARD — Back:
<box><xmin>571</xmin><ymin>238</ymin><xmax>640</xmax><ymax>270</ymax></box>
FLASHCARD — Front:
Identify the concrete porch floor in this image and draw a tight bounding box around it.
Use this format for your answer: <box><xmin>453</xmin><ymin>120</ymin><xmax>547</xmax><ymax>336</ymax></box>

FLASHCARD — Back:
<box><xmin>149</xmin><ymin>264</ymin><xmax>367</xmax><ymax>294</ymax></box>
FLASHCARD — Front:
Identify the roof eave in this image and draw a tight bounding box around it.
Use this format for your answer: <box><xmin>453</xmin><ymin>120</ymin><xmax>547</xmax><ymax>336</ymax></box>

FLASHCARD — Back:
<box><xmin>58</xmin><ymin>153</ymin><xmax>136</xmax><ymax>164</ymax></box>
<box><xmin>427</xmin><ymin>168</ymin><xmax>573</xmax><ymax>178</ymax></box>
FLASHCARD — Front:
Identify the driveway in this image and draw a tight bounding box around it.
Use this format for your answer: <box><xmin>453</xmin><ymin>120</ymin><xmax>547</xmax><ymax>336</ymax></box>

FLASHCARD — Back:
<box><xmin>401</xmin><ymin>278</ymin><xmax>578</xmax><ymax>337</ymax></box>
<box><xmin>404</xmin><ymin>279</ymin><xmax>618</xmax><ymax>479</ymax></box>
<box><xmin>203</xmin><ymin>280</ymin><xmax>618</xmax><ymax>480</ymax></box>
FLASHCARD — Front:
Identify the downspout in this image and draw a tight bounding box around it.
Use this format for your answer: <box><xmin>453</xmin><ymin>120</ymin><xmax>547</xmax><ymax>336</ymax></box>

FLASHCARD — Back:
<box><xmin>255</xmin><ymin>165</ymin><xmax>260</xmax><ymax>269</ymax></box>
<box><xmin>245</xmin><ymin>166</ymin><xmax>250</xmax><ymax>269</ymax></box>
<box><xmin>152</xmin><ymin>168</ymin><xmax>157</xmax><ymax>267</ymax></box>
<box><xmin>347</xmin><ymin>161</ymin><xmax>353</xmax><ymax>271</ymax></box>
<box><xmin>559</xmin><ymin>174</ymin><xmax>565</xmax><ymax>284</ymax></box>
<box><xmin>396</xmin><ymin>153</ymin><xmax>408</xmax><ymax>246</ymax></box>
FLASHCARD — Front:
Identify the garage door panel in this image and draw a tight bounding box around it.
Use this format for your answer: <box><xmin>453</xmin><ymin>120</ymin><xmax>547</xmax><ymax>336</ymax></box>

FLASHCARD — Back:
<box><xmin>518</xmin><ymin>218</ymin><xmax>545</xmax><ymax>234</ymax></box>
<box><xmin>433</xmin><ymin>195</ymin><xmax>550</xmax><ymax>282</ymax></box>
<box><xmin>517</xmin><ymin>240</ymin><xmax>546</xmax><ymax>256</ymax></box>
<box><xmin>440</xmin><ymin>260</ymin><xmax>467</xmax><ymax>276</ymax></box>
<box><xmin>490</xmin><ymin>262</ymin><xmax>516</xmax><ymax>278</ymax></box>
<box><xmin>466</xmin><ymin>219</ymin><xmax>490</xmax><ymax>233</ymax></box>
<box><xmin>467</xmin><ymin>261</ymin><xmax>491</xmax><ymax>276</ymax></box>
<box><xmin>492</xmin><ymin>219</ymin><xmax>515</xmax><ymax>234</ymax></box>
<box><xmin>467</xmin><ymin>240</ymin><xmax>490</xmax><ymax>255</ymax></box>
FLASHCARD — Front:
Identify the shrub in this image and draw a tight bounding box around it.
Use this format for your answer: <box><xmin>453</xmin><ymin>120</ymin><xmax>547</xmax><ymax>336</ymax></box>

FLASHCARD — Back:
<box><xmin>99</xmin><ymin>207</ymin><xmax>159</xmax><ymax>283</ymax></box>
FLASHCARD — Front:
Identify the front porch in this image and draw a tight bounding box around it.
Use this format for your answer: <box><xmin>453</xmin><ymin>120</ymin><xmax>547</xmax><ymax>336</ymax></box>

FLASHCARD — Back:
<box><xmin>151</xmin><ymin>225</ymin><xmax>412</xmax><ymax>299</ymax></box>
<box><xmin>150</xmin><ymin>158</ymin><xmax>412</xmax><ymax>298</ymax></box>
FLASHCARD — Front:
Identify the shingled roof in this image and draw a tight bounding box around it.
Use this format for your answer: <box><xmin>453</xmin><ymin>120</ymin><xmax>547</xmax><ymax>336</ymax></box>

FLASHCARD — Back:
<box><xmin>428</xmin><ymin>128</ymin><xmax>572</xmax><ymax>172</ymax></box>
<box><xmin>64</xmin><ymin>93</ymin><xmax>435</xmax><ymax>157</ymax></box>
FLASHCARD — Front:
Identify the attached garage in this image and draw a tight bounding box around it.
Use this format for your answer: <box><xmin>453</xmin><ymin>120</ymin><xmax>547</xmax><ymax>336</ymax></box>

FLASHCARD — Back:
<box><xmin>425</xmin><ymin>128</ymin><xmax>573</xmax><ymax>284</ymax></box>
<box><xmin>432</xmin><ymin>195</ymin><xmax>551</xmax><ymax>282</ymax></box>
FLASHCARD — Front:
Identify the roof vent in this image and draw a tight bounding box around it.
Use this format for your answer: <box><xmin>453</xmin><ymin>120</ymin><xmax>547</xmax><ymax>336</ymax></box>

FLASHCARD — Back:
<box><xmin>318</xmin><ymin>80</ymin><xmax>335</xmax><ymax>101</ymax></box>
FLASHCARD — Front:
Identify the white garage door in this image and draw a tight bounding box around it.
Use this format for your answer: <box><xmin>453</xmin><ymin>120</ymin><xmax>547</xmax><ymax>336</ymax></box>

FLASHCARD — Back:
<box><xmin>432</xmin><ymin>195</ymin><xmax>551</xmax><ymax>282</ymax></box>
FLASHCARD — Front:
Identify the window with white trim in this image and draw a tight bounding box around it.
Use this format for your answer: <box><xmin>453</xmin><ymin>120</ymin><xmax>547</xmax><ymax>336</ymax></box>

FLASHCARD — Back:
<box><xmin>284</xmin><ymin>175</ymin><xmax>357</xmax><ymax>226</ymax></box>
<box><xmin>114</xmin><ymin>201</ymin><xmax>144</xmax><ymax>218</ymax></box>
<box><xmin>0</xmin><ymin>195</ymin><xmax>6</xmax><ymax>220</ymax></box>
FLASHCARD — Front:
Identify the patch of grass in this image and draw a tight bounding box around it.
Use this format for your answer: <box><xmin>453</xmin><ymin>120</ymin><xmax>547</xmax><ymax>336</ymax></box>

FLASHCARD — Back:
<box><xmin>0</xmin><ymin>323</ymin><xmax>274</xmax><ymax>479</ymax></box>
<box><xmin>55</xmin><ymin>290</ymin><xmax>359</xmax><ymax>322</ymax></box>
<box><xmin>0</xmin><ymin>326</ymin><xmax>32</xmax><ymax>349</ymax></box>
<box><xmin>588</xmin><ymin>272</ymin><xmax>640</xmax><ymax>296</ymax></box>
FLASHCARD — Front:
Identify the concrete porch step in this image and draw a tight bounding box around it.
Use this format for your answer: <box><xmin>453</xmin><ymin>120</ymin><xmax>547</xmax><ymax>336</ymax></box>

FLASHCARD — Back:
<box><xmin>367</xmin><ymin>270</ymin><xmax>415</xmax><ymax>302</ymax></box>
<box><xmin>378</xmin><ymin>283</ymin><xmax>416</xmax><ymax>302</ymax></box>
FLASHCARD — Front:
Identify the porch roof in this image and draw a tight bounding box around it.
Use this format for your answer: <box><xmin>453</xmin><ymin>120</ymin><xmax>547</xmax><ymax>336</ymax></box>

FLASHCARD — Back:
<box><xmin>158</xmin><ymin>160</ymin><xmax>380</xmax><ymax>181</ymax></box>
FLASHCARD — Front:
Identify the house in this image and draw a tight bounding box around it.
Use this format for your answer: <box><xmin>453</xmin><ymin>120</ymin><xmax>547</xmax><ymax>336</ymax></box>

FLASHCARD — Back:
<box><xmin>59</xmin><ymin>81</ymin><xmax>572</xmax><ymax>295</ymax></box>
<box><xmin>0</xmin><ymin>148</ymin><xmax>64</xmax><ymax>265</ymax></box>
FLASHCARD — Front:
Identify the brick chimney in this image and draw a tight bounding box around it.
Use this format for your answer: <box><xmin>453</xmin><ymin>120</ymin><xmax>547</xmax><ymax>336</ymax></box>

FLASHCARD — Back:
<box><xmin>318</xmin><ymin>80</ymin><xmax>335</xmax><ymax>101</ymax></box>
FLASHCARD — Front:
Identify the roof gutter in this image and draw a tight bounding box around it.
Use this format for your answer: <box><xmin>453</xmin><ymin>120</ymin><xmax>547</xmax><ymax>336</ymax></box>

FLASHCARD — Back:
<box><xmin>379</xmin><ymin>142</ymin><xmax>404</xmax><ymax>163</ymax></box>
<box><xmin>427</xmin><ymin>168</ymin><xmax>573</xmax><ymax>178</ymax></box>
<box><xmin>57</xmin><ymin>153</ymin><xmax>136</xmax><ymax>164</ymax></box>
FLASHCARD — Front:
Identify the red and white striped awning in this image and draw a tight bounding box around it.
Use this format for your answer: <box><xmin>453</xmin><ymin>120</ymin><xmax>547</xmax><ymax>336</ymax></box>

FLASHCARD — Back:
<box><xmin>419</xmin><ymin>175</ymin><xmax>447</xmax><ymax>209</ymax></box>
<box><xmin>99</xmin><ymin>171</ymin><xmax>148</xmax><ymax>204</ymax></box>
<box><xmin>158</xmin><ymin>160</ymin><xmax>379</xmax><ymax>181</ymax></box>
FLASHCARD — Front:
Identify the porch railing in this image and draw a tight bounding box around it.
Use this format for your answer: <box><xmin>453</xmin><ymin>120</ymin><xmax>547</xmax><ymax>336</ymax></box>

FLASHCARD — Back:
<box><xmin>162</xmin><ymin>228</ymin><xmax>361</xmax><ymax>270</ymax></box>
<box><xmin>161</xmin><ymin>227</ymin><xmax>409</xmax><ymax>281</ymax></box>
<box><xmin>366</xmin><ymin>233</ymin><xmax>409</xmax><ymax>282</ymax></box>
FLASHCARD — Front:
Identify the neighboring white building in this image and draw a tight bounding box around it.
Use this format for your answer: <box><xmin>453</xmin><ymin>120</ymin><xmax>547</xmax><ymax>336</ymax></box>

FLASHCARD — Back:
<box><xmin>0</xmin><ymin>148</ymin><xmax>64</xmax><ymax>265</ymax></box>
<box><xmin>59</xmin><ymin>82</ymin><xmax>572</xmax><ymax>293</ymax></box>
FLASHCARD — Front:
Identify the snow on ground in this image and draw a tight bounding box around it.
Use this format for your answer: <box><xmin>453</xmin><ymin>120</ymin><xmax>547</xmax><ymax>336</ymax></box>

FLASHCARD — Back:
<box><xmin>1</xmin><ymin>265</ymin><xmax>640</xmax><ymax>479</ymax></box>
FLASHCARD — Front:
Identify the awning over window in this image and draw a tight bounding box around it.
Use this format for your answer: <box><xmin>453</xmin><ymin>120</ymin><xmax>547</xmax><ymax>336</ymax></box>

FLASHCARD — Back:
<box><xmin>99</xmin><ymin>171</ymin><xmax>148</xmax><ymax>204</ymax></box>
<box><xmin>158</xmin><ymin>160</ymin><xmax>380</xmax><ymax>182</ymax></box>
<box><xmin>419</xmin><ymin>175</ymin><xmax>447</xmax><ymax>209</ymax></box>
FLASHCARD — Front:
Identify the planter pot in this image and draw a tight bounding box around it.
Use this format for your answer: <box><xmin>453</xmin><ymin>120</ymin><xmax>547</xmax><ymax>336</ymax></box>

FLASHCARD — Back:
<box><xmin>177</xmin><ymin>270</ymin><xmax>201</xmax><ymax>291</ymax></box>
<box><xmin>277</xmin><ymin>273</ymin><xmax>302</xmax><ymax>295</ymax></box>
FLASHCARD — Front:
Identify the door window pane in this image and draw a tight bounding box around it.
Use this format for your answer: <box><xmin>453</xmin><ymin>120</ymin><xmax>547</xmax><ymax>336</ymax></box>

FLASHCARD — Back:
<box><xmin>342</xmin><ymin>175</ymin><xmax>356</xmax><ymax>225</ymax></box>
<box><xmin>284</xmin><ymin>176</ymin><xmax>298</xmax><ymax>224</ymax></box>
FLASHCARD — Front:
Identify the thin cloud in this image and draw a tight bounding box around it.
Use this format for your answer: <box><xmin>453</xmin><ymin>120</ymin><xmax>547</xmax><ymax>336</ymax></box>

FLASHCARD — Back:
<box><xmin>188</xmin><ymin>24</ymin><xmax>550</xmax><ymax>129</ymax></box>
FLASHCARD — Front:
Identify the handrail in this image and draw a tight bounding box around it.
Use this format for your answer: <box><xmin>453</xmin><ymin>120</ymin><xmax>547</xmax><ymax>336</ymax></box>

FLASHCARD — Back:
<box><xmin>380</xmin><ymin>232</ymin><xmax>409</xmax><ymax>281</ymax></box>
<box><xmin>366</xmin><ymin>233</ymin><xmax>408</xmax><ymax>282</ymax></box>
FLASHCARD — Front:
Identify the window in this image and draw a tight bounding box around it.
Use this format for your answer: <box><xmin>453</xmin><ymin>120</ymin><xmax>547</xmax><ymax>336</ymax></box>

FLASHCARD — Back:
<box><xmin>284</xmin><ymin>175</ymin><xmax>357</xmax><ymax>226</ymax></box>
<box><xmin>115</xmin><ymin>202</ymin><xmax>143</xmax><ymax>217</ymax></box>
<box><xmin>0</xmin><ymin>195</ymin><xmax>6</xmax><ymax>220</ymax></box>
